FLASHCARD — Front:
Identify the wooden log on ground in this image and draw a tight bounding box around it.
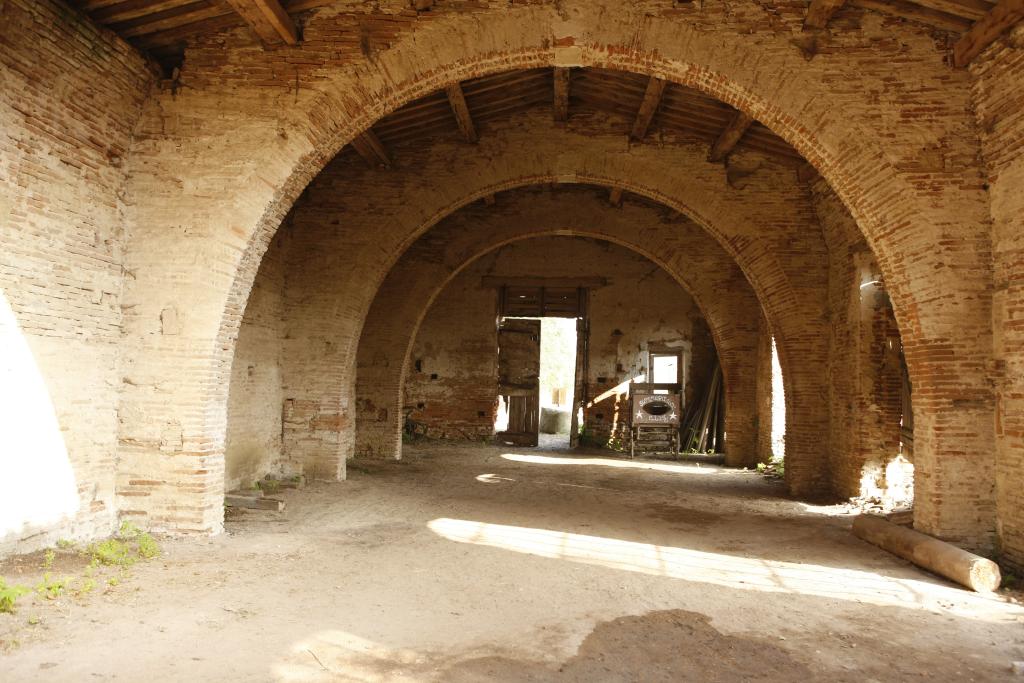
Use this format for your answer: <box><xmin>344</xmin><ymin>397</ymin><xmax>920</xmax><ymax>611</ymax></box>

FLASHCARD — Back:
<box><xmin>852</xmin><ymin>515</ymin><xmax>1000</xmax><ymax>592</ymax></box>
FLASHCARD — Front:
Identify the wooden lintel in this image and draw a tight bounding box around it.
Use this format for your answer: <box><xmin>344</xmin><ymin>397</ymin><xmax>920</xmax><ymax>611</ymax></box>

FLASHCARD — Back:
<box><xmin>481</xmin><ymin>276</ymin><xmax>609</xmax><ymax>289</ymax></box>
<box><xmin>608</xmin><ymin>187</ymin><xmax>623</xmax><ymax>206</ymax></box>
<box><xmin>630</xmin><ymin>76</ymin><xmax>667</xmax><ymax>141</ymax></box>
<box><xmin>954</xmin><ymin>0</ymin><xmax>1024</xmax><ymax>67</ymax></box>
<box><xmin>351</xmin><ymin>130</ymin><xmax>390</xmax><ymax>168</ymax></box>
<box><xmin>708</xmin><ymin>111</ymin><xmax>755</xmax><ymax>163</ymax></box>
<box><xmin>804</xmin><ymin>0</ymin><xmax>848</xmax><ymax>29</ymax></box>
<box><xmin>224</xmin><ymin>0</ymin><xmax>298</xmax><ymax>45</ymax></box>
<box><xmin>445</xmin><ymin>82</ymin><xmax>478</xmax><ymax>143</ymax></box>
<box><xmin>553</xmin><ymin>67</ymin><xmax>571</xmax><ymax>122</ymax></box>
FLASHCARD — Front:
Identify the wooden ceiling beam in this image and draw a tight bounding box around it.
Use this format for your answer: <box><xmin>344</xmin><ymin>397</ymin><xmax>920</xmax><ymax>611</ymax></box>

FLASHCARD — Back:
<box><xmin>93</xmin><ymin>0</ymin><xmax>196</xmax><ymax>24</ymax></box>
<box><xmin>708</xmin><ymin>111</ymin><xmax>754</xmax><ymax>162</ymax></box>
<box><xmin>911</xmin><ymin>0</ymin><xmax>994</xmax><ymax>21</ymax></box>
<box><xmin>954</xmin><ymin>0</ymin><xmax>1024</xmax><ymax>67</ymax></box>
<box><xmin>350</xmin><ymin>130</ymin><xmax>391</xmax><ymax>168</ymax></box>
<box><xmin>553</xmin><ymin>67</ymin><xmax>571</xmax><ymax>122</ymax></box>
<box><xmin>445</xmin><ymin>82</ymin><xmax>478</xmax><ymax>143</ymax></box>
<box><xmin>111</xmin><ymin>3</ymin><xmax>229</xmax><ymax>38</ymax></box>
<box><xmin>804</xmin><ymin>0</ymin><xmax>848</xmax><ymax>28</ymax></box>
<box><xmin>608</xmin><ymin>187</ymin><xmax>623</xmax><ymax>207</ymax></box>
<box><xmin>630</xmin><ymin>76</ymin><xmax>668</xmax><ymax>141</ymax></box>
<box><xmin>133</xmin><ymin>14</ymin><xmax>242</xmax><ymax>49</ymax></box>
<box><xmin>224</xmin><ymin>0</ymin><xmax>298</xmax><ymax>46</ymax></box>
<box><xmin>849</xmin><ymin>0</ymin><xmax>974</xmax><ymax>32</ymax></box>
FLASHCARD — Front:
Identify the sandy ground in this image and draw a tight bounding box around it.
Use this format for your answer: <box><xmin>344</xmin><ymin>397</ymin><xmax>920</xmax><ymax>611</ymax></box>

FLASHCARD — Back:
<box><xmin>2</xmin><ymin>441</ymin><xmax>1023</xmax><ymax>681</ymax></box>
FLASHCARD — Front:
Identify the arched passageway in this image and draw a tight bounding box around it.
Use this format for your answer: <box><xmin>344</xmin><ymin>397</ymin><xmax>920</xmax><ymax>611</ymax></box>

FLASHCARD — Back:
<box><xmin>351</xmin><ymin>187</ymin><xmax>763</xmax><ymax>471</ymax></box>
<box><xmin>4</xmin><ymin>0</ymin><xmax>1004</xmax><ymax>560</ymax></box>
<box><xmin>5</xmin><ymin>1</ymin><xmax>1024</xmax><ymax>676</ymax></box>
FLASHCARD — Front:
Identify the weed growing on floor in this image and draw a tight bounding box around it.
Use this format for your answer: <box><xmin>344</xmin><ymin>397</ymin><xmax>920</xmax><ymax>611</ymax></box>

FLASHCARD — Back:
<box><xmin>41</xmin><ymin>549</ymin><xmax>55</xmax><ymax>570</ymax></box>
<box><xmin>86</xmin><ymin>521</ymin><xmax>160</xmax><ymax>567</ymax></box>
<box><xmin>0</xmin><ymin>578</ymin><xmax>30</xmax><ymax>614</ymax></box>
<box><xmin>87</xmin><ymin>538</ymin><xmax>135</xmax><ymax>567</ymax></box>
<box><xmin>757</xmin><ymin>455</ymin><xmax>785</xmax><ymax>479</ymax></box>
<box><xmin>137</xmin><ymin>533</ymin><xmax>159</xmax><ymax>559</ymax></box>
<box><xmin>35</xmin><ymin>573</ymin><xmax>67</xmax><ymax>600</ymax></box>
<box><xmin>257</xmin><ymin>478</ymin><xmax>281</xmax><ymax>495</ymax></box>
<box><xmin>56</xmin><ymin>539</ymin><xmax>75</xmax><ymax>550</ymax></box>
<box><xmin>75</xmin><ymin>577</ymin><xmax>97</xmax><ymax>597</ymax></box>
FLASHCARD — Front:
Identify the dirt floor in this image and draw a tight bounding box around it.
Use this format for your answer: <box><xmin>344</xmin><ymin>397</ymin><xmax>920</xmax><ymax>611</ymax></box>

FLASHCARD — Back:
<box><xmin>2</xmin><ymin>441</ymin><xmax>1023</xmax><ymax>681</ymax></box>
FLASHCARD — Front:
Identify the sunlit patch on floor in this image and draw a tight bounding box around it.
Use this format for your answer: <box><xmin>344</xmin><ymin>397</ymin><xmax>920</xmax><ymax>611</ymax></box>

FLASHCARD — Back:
<box><xmin>428</xmin><ymin>517</ymin><xmax>1021</xmax><ymax>621</ymax></box>
<box><xmin>501</xmin><ymin>453</ymin><xmax>717</xmax><ymax>475</ymax></box>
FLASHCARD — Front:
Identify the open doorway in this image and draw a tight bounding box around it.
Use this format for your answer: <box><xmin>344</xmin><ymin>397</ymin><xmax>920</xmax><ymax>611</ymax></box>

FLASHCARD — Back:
<box><xmin>538</xmin><ymin>318</ymin><xmax>578</xmax><ymax>447</ymax></box>
<box><xmin>494</xmin><ymin>316</ymin><xmax>578</xmax><ymax>448</ymax></box>
<box><xmin>493</xmin><ymin>283</ymin><xmax>590</xmax><ymax>449</ymax></box>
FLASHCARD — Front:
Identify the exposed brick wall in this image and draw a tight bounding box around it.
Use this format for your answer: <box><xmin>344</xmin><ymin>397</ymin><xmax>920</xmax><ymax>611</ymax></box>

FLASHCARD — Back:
<box><xmin>813</xmin><ymin>180</ymin><xmax>910</xmax><ymax>506</ymax></box>
<box><xmin>580</xmin><ymin>261</ymin><xmax>715</xmax><ymax>451</ymax></box>
<box><xmin>224</xmin><ymin>231</ymin><xmax>287</xmax><ymax>492</ymax></box>
<box><xmin>352</xmin><ymin>186</ymin><xmax>764</xmax><ymax>470</ymax></box>
<box><xmin>971</xmin><ymin>25</ymin><xmax>1024</xmax><ymax>569</ymax></box>
<box><xmin>401</xmin><ymin>263</ymin><xmax>499</xmax><ymax>442</ymax></box>
<box><xmin>0</xmin><ymin>0</ymin><xmax>152</xmax><ymax>553</ymax></box>
<box><xmin>402</xmin><ymin>236</ymin><xmax>716</xmax><ymax>446</ymax></box>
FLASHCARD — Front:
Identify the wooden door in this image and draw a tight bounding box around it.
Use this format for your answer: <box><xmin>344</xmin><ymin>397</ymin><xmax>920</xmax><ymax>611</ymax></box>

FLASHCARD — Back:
<box><xmin>569</xmin><ymin>316</ymin><xmax>589</xmax><ymax>448</ymax></box>
<box><xmin>496</xmin><ymin>319</ymin><xmax>540</xmax><ymax>446</ymax></box>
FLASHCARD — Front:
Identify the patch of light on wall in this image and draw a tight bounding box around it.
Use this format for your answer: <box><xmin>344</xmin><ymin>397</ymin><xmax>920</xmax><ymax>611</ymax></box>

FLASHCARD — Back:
<box><xmin>770</xmin><ymin>338</ymin><xmax>785</xmax><ymax>459</ymax></box>
<box><xmin>0</xmin><ymin>292</ymin><xmax>79</xmax><ymax>545</ymax></box>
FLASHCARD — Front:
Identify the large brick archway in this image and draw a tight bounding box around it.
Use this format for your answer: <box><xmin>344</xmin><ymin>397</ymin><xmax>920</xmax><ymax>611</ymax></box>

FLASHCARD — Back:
<box><xmin>274</xmin><ymin>130</ymin><xmax>828</xmax><ymax>500</ymax></box>
<box><xmin>353</xmin><ymin>186</ymin><xmax>763</xmax><ymax>472</ymax></box>
<box><xmin>119</xmin><ymin>4</ymin><xmax>993</xmax><ymax>547</ymax></box>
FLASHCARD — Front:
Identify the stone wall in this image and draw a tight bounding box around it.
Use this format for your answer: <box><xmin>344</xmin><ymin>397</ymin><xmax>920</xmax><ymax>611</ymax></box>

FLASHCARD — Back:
<box><xmin>0</xmin><ymin>0</ymin><xmax>152</xmax><ymax>553</ymax></box>
<box><xmin>403</xmin><ymin>236</ymin><xmax>715</xmax><ymax>446</ymax></box>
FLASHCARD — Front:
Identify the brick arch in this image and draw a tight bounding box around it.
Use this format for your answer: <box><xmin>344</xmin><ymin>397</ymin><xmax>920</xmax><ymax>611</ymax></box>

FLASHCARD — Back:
<box><xmin>122</xmin><ymin>5</ymin><xmax>992</xmax><ymax>542</ymax></box>
<box><xmin>354</xmin><ymin>187</ymin><xmax>763</xmax><ymax>472</ymax></box>
<box><xmin>278</xmin><ymin>126</ymin><xmax>827</xmax><ymax>501</ymax></box>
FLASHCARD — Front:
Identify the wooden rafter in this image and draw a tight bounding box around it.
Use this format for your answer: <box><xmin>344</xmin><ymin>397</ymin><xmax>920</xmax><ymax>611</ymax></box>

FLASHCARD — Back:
<box><xmin>445</xmin><ymin>83</ymin><xmax>478</xmax><ymax>143</ymax></box>
<box><xmin>366</xmin><ymin>68</ymin><xmax>804</xmax><ymax>167</ymax></box>
<box><xmin>553</xmin><ymin>67</ymin><xmax>571</xmax><ymax>122</ymax></box>
<box><xmin>608</xmin><ymin>187</ymin><xmax>624</xmax><ymax>207</ymax></box>
<box><xmin>805</xmin><ymin>0</ymin><xmax>848</xmax><ymax>28</ymax></box>
<box><xmin>708</xmin><ymin>111</ymin><xmax>755</xmax><ymax>162</ymax></box>
<box><xmin>849</xmin><ymin>0</ymin><xmax>974</xmax><ymax>32</ymax></box>
<box><xmin>630</xmin><ymin>76</ymin><xmax>667</xmax><ymax>141</ymax></box>
<box><xmin>954</xmin><ymin>0</ymin><xmax>1024</xmax><ymax>66</ymax></box>
<box><xmin>913</xmin><ymin>0</ymin><xmax>994</xmax><ymax>21</ymax></box>
<box><xmin>224</xmin><ymin>0</ymin><xmax>297</xmax><ymax>46</ymax></box>
<box><xmin>350</xmin><ymin>130</ymin><xmax>391</xmax><ymax>168</ymax></box>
